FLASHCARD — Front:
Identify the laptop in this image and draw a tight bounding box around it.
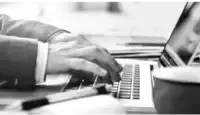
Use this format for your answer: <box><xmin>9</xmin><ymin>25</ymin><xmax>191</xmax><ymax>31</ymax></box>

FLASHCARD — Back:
<box><xmin>57</xmin><ymin>2</ymin><xmax>198</xmax><ymax>113</ymax></box>
<box><xmin>54</xmin><ymin>2</ymin><xmax>199</xmax><ymax>114</ymax></box>
<box><xmin>110</xmin><ymin>2</ymin><xmax>200</xmax><ymax>113</ymax></box>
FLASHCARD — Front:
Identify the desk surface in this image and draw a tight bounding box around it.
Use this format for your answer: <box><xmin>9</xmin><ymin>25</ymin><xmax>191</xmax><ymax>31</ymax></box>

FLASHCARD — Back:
<box><xmin>0</xmin><ymin>74</ymin><xmax>70</xmax><ymax>109</ymax></box>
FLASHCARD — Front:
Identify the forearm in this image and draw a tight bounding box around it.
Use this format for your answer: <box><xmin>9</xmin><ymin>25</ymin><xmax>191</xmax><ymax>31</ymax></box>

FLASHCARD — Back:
<box><xmin>0</xmin><ymin>14</ymin><xmax>70</xmax><ymax>42</ymax></box>
<box><xmin>0</xmin><ymin>35</ymin><xmax>38</xmax><ymax>89</ymax></box>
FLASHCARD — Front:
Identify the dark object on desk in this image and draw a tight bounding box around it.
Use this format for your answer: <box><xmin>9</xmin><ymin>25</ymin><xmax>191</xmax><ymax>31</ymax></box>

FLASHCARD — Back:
<box><xmin>123</xmin><ymin>42</ymin><xmax>165</xmax><ymax>47</ymax></box>
<box><xmin>6</xmin><ymin>84</ymin><xmax>112</xmax><ymax>111</ymax></box>
<box><xmin>107</xmin><ymin>2</ymin><xmax>121</xmax><ymax>13</ymax></box>
<box><xmin>129</xmin><ymin>36</ymin><xmax>167</xmax><ymax>43</ymax></box>
<box><xmin>112</xmin><ymin>53</ymin><xmax>161</xmax><ymax>58</ymax></box>
<box><xmin>153</xmin><ymin>77</ymin><xmax>200</xmax><ymax>114</ymax></box>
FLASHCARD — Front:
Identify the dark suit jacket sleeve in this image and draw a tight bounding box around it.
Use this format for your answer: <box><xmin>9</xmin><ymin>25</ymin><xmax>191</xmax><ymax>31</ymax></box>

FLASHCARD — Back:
<box><xmin>0</xmin><ymin>14</ymin><xmax>70</xmax><ymax>42</ymax></box>
<box><xmin>0</xmin><ymin>14</ymin><xmax>69</xmax><ymax>89</ymax></box>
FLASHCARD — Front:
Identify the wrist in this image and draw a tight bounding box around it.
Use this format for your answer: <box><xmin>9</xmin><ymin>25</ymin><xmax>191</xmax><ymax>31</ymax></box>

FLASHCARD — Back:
<box><xmin>35</xmin><ymin>42</ymin><xmax>49</xmax><ymax>84</ymax></box>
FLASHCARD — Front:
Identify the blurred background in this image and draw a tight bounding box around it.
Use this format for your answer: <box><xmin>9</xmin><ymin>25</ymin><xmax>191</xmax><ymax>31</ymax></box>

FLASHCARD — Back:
<box><xmin>0</xmin><ymin>2</ymin><xmax>185</xmax><ymax>39</ymax></box>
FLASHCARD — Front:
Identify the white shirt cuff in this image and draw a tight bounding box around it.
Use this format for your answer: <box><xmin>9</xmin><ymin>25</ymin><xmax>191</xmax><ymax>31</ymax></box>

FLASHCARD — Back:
<box><xmin>35</xmin><ymin>42</ymin><xmax>49</xmax><ymax>84</ymax></box>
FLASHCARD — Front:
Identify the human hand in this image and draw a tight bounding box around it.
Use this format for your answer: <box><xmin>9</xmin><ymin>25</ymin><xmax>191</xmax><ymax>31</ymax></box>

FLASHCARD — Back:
<box><xmin>46</xmin><ymin>41</ymin><xmax>123</xmax><ymax>84</ymax></box>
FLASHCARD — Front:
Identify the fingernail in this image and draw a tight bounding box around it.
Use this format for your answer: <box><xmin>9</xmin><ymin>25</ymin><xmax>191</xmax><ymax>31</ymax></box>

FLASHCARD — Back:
<box><xmin>119</xmin><ymin>64</ymin><xmax>123</xmax><ymax>71</ymax></box>
<box><xmin>117</xmin><ymin>73</ymin><xmax>121</xmax><ymax>81</ymax></box>
<box><xmin>116</xmin><ymin>63</ymin><xmax>122</xmax><ymax>71</ymax></box>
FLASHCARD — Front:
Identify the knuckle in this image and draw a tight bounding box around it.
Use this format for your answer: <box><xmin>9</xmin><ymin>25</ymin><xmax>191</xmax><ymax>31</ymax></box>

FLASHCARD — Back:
<box><xmin>77</xmin><ymin>58</ymin><xmax>87</xmax><ymax>65</ymax></box>
<box><xmin>95</xmin><ymin>45</ymin><xmax>109</xmax><ymax>53</ymax></box>
<box><xmin>104</xmin><ymin>48</ymin><xmax>109</xmax><ymax>53</ymax></box>
<box><xmin>90</xmin><ymin>56</ymin><xmax>97</xmax><ymax>62</ymax></box>
<box><xmin>70</xmin><ymin>40</ymin><xmax>79</xmax><ymax>45</ymax></box>
<box><xmin>99</xmin><ymin>47</ymin><xmax>108</xmax><ymax>52</ymax></box>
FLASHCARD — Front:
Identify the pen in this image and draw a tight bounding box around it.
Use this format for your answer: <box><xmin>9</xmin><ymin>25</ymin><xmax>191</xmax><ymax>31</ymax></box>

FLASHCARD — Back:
<box><xmin>118</xmin><ymin>43</ymin><xmax>165</xmax><ymax>46</ymax></box>
<box><xmin>6</xmin><ymin>84</ymin><xmax>112</xmax><ymax>111</ymax></box>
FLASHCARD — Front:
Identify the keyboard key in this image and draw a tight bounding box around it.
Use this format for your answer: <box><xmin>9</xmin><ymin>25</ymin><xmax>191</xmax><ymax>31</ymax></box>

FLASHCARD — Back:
<box><xmin>123</xmin><ymin>73</ymin><xmax>133</xmax><ymax>75</ymax></box>
<box><xmin>120</xmin><ymin>85</ymin><xmax>132</xmax><ymax>88</ymax></box>
<box><xmin>133</xmin><ymin>87</ymin><xmax>140</xmax><ymax>90</ymax></box>
<box><xmin>133</xmin><ymin>96</ymin><xmax>140</xmax><ymax>99</ymax></box>
<box><xmin>121</xmin><ymin>79</ymin><xmax>132</xmax><ymax>82</ymax></box>
<box><xmin>122</xmin><ymin>74</ymin><xmax>132</xmax><ymax>77</ymax></box>
<box><xmin>121</xmin><ymin>76</ymin><xmax>132</xmax><ymax>79</ymax></box>
<box><xmin>121</xmin><ymin>81</ymin><xmax>132</xmax><ymax>84</ymax></box>
<box><xmin>121</xmin><ymin>81</ymin><xmax>132</xmax><ymax>83</ymax></box>
<box><xmin>133</xmin><ymin>84</ymin><xmax>140</xmax><ymax>87</ymax></box>
<box><xmin>133</xmin><ymin>90</ymin><xmax>140</xmax><ymax>93</ymax></box>
<box><xmin>120</xmin><ymin>91</ymin><xmax>131</xmax><ymax>95</ymax></box>
<box><xmin>119</xmin><ymin>95</ymin><xmax>130</xmax><ymax>99</ymax></box>
<box><xmin>120</xmin><ymin>89</ymin><xmax>131</xmax><ymax>93</ymax></box>
<box><xmin>111</xmin><ymin>90</ymin><xmax>118</xmax><ymax>93</ymax></box>
<box><xmin>120</xmin><ymin>89</ymin><xmax>131</xmax><ymax>92</ymax></box>
<box><xmin>120</xmin><ymin>86</ymin><xmax>131</xmax><ymax>89</ymax></box>
<box><xmin>120</xmin><ymin>90</ymin><xmax>131</xmax><ymax>93</ymax></box>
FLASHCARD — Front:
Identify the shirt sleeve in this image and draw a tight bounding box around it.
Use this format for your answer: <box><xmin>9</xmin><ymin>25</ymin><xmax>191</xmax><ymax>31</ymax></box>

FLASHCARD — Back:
<box><xmin>35</xmin><ymin>41</ymin><xmax>49</xmax><ymax>84</ymax></box>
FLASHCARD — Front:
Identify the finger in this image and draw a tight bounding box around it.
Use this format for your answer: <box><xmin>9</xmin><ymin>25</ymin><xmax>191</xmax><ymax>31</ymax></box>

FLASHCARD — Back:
<box><xmin>152</xmin><ymin>67</ymin><xmax>200</xmax><ymax>83</ymax></box>
<box><xmin>94</xmin><ymin>45</ymin><xmax>123</xmax><ymax>71</ymax></box>
<box><xmin>74</xmin><ymin>47</ymin><xmax>121</xmax><ymax>82</ymax></box>
<box><xmin>97</xmin><ymin>46</ymin><xmax>122</xmax><ymax>72</ymax></box>
<box><xmin>49</xmin><ymin>33</ymin><xmax>76</xmax><ymax>43</ymax></box>
<box><xmin>72</xmin><ymin>46</ymin><xmax>122</xmax><ymax>82</ymax></box>
<box><xmin>66</xmin><ymin>58</ymin><xmax>108</xmax><ymax>80</ymax></box>
<box><xmin>103</xmin><ymin>74</ymin><xmax>113</xmax><ymax>84</ymax></box>
<box><xmin>80</xmin><ymin>46</ymin><xmax>121</xmax><ymax>72</ymax></box>
<box><xmin>110</xmin><ymin>71</ymin><xmax>121</xmax><ymax>82</ymax></box>
<box><xmin>92</xmin><ymin>59</ymin><xmax>121</xmax><ymax>83</ymax></box>
<box><xmin>100</xmin><ymin>62</ymin><xmax>121</xmax><ymax>83</ymax></box>
<box><xmin>94</xmin><ymin>44</ymin><xmax>110</xmax><ymax>53</ymax></box>
<box><xmin>78</xmin><ymin>34</ymin><xmax>92</xmax><ymax>45</ymax></box>
<box><xmin>59</xmin><ymin>34</ymin><xmax>91</xmax><ymax>45</ymax></box>
<box><xmin>191</xmin><ymin>3</ymin><xmax>200</xmax><ymax>21</ymax></box>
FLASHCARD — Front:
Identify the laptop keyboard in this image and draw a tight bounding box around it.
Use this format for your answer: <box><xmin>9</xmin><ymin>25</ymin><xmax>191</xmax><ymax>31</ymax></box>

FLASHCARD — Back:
<box><xmin>60</xmin><ymin>63</ymin><xmax>141</xmax><ymax>100</ymax></box>
<box><xmin>112</xmin><ymin>64</ymin><xmax>140</xmax><ymax>100</ymax></box>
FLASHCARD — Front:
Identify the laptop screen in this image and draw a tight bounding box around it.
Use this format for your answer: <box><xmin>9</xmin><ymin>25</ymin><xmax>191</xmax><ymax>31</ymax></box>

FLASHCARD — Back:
<box><xmin>160</xmin><ymin>2</ymin><xmax>200</xmax><ymax>66</ymax></box>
